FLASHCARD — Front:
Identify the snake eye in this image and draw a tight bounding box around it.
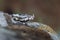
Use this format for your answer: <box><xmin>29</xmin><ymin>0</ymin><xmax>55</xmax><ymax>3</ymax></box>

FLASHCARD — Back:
<box><xmin>13</xmin><ymin>17</ymin><xmax>19</xmax><ymax>21</ymax></box>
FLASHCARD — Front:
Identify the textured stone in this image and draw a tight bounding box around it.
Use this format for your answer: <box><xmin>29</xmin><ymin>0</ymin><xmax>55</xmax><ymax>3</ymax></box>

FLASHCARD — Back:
<box><xmin>0</xmin><ymin>11</ymin><xmax>8</xmax><ymax>27</ymax></box>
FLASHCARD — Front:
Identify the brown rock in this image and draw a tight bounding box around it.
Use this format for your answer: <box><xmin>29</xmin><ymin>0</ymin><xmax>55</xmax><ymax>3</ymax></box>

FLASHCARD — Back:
<box><xmin>7</xmin><ymin>25</ymin><xmax>53</xmax><ymax>40</ymax></box>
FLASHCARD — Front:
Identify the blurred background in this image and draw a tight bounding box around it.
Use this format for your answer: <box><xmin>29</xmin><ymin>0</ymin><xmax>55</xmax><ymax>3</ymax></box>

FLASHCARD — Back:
<box><xmin>0</xmin><ymin>0</ymin><xmax>60</xmax><ymax>34</ymax></box>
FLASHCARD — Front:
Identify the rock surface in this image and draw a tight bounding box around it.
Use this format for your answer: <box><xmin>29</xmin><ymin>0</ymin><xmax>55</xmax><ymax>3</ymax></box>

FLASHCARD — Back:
<box><xmin>0</xmin><ymin>11</ymin><xmax>8</xmax><ymax>27</ymax></box>
<box><xmin>0</xmin><ymin>12</ymin><xmax>59</xmax><ymax>40</ymax></box>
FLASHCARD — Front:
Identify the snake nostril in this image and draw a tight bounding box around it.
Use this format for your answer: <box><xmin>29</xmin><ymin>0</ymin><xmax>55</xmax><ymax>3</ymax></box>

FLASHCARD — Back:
<box><xmin>23</xmin><ymin>30</ymin><xmax>27</xmax><ymax>33</ymax></box>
